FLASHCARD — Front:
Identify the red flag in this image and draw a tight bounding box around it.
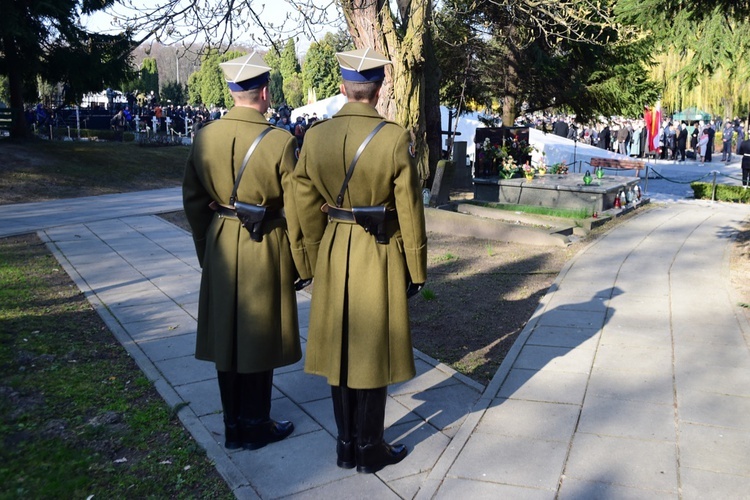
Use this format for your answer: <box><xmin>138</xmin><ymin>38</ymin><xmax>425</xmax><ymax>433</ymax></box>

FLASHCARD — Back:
<box><xmin>644</xmin><ymin>102</ymin><xmax>662</xmax><ymax>153</ymax></box>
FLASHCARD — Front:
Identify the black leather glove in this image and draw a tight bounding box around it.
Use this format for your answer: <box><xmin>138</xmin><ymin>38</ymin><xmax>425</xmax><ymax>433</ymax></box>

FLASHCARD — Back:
<box><xmin>406</xmin><ymin>282</ymin><xmax>424</xmax><ymax>299</ymax></box>
<box><xmin>294</xmin><ymin>278</ymin><xmax>312</xmax><ymax>291</ymax></box>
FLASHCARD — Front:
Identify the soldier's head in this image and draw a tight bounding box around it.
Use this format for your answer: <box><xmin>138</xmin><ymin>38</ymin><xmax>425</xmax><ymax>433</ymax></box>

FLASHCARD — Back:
<box><xmin>336</xmin><ymin>48</ymin><xmax>391</xmax><ymax>106</ymax></box>
<box><xmin>219</xmin><ymin>52</ymin><xmax>271</xmax><ymax>112</ymax></box>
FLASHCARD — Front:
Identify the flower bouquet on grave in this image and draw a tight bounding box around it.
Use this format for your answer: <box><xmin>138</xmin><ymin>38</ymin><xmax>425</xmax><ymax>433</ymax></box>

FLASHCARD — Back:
<box><xmin>476</xmin><ymin>138</ymin><xmax>504</xmax><ymax>176</ymax></box>
<box><xmin>498</xmin><ymin>155</ymin><xmax>519</xmax><ymax>179</ymax></box>
<box><xmin>536</xmin><ymin>157</ymin><xmax>547</xmax><ymax>176</ymax></box>
<box><xmin>549</xmin><ymin>161</ymin><xmax>569</xmax><ymax>175</ymax></box>
<box><xmin>522</xmin><ymin>162</ymin><xmax>535</xmax><ymax>180</ymax></box>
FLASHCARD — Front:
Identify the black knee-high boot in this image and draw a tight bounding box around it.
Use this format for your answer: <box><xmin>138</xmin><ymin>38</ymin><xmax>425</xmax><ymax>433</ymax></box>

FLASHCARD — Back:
<box><xmin>217</xmin><ymin>371</ymin><xmax>242</xmax><ymax>449</ymax></box>
<box><xmin>331</xmin><ymin>385</ymin><xmax>357</xmax><ymax>469</ymax></box>
<box><xmin>355</xmin><ymin>387</ymin><xmax>407</xmax><ymax>474</ymax></box>
<box><xmin>238</xmin><ymin>370</ymin><xmax>294</xmax><ymax>450</ymax></box>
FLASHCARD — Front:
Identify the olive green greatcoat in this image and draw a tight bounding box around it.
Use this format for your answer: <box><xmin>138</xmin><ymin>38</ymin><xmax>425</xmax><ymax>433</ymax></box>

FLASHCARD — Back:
<box><xmin>183</xmin><ymin>106</ymin><xmax>308</xmax><ymax>373</ymax></box>
<box><xmin>294</xmin><ymin>102</ymin><xmax>427</xmax><ymax>389</ymax></box>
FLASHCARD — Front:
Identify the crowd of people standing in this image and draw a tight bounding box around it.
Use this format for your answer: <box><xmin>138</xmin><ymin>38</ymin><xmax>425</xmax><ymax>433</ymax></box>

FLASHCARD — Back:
<box><xmin>538</xmin><ymin>114</ymin><xmax>746</xmax><ymax>165</ymax></box>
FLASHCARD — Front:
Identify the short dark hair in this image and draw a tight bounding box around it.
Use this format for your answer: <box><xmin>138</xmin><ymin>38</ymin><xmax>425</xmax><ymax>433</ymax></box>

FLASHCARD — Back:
<box><xmin>232</xmin><ymin>86</ymin><xmax>265</xmax><ymax>104</ymax></box>
<box><xmin>343</xmin><ymin>80</ymin><xmax>381</xmax><ymax>102</ymax></box>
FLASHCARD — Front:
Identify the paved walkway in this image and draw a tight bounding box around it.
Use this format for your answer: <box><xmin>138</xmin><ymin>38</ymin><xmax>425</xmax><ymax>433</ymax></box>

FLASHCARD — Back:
<box><xmin>1</xmin><ymin>170</ymin><xmax>749</xmax><ymax>498</ymax></box>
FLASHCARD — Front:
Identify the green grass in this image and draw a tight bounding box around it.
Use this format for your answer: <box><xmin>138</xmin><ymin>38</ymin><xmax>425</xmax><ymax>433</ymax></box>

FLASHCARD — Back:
<box><xmin>0</xmin><ymin>234</ymin><xmax>232</xmax><ymax>499</ymax></box>
<box><xmin>475</xmin><ymin>201</ymin><xmax>592</xmax><ymax>219</ymax></box>
<box><xmin>0</xmin><ymin>137</ymin><xmax>189</xmax><ymax>204</ymax></box>
<box><xmin>420</xmin><ymin>288</ymin><xmax>437</xmax><ymax>300</ymax></box>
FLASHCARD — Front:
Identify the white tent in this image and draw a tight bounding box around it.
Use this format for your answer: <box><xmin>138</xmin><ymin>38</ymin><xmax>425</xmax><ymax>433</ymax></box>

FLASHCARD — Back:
<box><xmin>291</xmin><ymin>96</ymin><xmax>632</xmax><ymax>172</ymax></box>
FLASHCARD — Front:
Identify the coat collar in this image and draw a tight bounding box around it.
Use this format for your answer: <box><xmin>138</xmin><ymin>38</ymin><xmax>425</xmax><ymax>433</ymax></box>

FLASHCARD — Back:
<box><xmin>333</xmin><ymin>102</ymin><xmax>382</xmax><ymax>119</ymax></box>
<box><xmin>221</xmin><ymin>106</ymin><xmax>269</xmax><ymax>125</ymax></box>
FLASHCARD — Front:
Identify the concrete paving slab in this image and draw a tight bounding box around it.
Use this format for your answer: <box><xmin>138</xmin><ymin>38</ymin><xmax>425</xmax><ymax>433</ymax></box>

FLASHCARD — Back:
<box><xmin>577</xmin><ymin>395</ymin><xmax>675</xmax><ymax>441</ymax></box>
<box><xmin>123</xmin><ymin>311</ymin><xmax>197</xmax><ymax>342</ymax></box>
<box><xmin>497</xmin><ymin>368</ymin><xmax>589</xmax><ymax>405</ymax></box>
<box><xmin>175</xmin><ymin>378</ymin><xmax>221</xmax><ymax>417</ymax></box>
<box><xmin>387</xmin><ymin>471</ymin><xmax>429</xmax><ymax>500</ymax></box>
<box><xmin>273</xmin><ymin>368</ymin><xmax>332</xmax><ymax>404</ymax></box>
<box><xmin>513</xmin><ymin>345</ymin><xmax>597</xmax><ymax>373</ymax></box>
<box><xmin>477</xmin><ymin>398</ymin><xmax>580</xmax><ymax>441</ymax></box>
<box><xmin>674</xmin><ymin>365</ymin><xmax>750</xmax><ymax>397</ymax></box>
<box><xmin>526</xmin><ymin>325</ymin><xmax>601</xmax><ymax>349</ymax></box>
<box><xmin>449</xmin><ymin>434</ymin><xmax>568</xmax><ymax>490</ymax></box>
<box><xmin>375</xmin><ymin>420</ymin><xmax>452</xmax><ymax>482</ymax></box>
<box><xmin>535</xmin><ymin>308</ymin><xmax>607</xmax><ymax>330</ymax></box>
<box><xmin>680</xmin><ymin>467</ymin><xmax>750</xmax><ymax>499</ymax></box>
<box><xmin>435</xmin><ymin>477</ymin><xmax>555</xmax><ymax>499</ymax></box>
<box><xmin>558</xmin><ymin>478</ymin><xmax>677</xmax><ymax>499</ymax></box>
<box><xmin>283</xmin><ymin>473</ymin><xmax>401</xmax><ymax>499</ymax></box>
<box><xmin>674</xmin><ymin>341</ymin><xmax>750</xmax><ymax>371</ymax></box>
<box><xmin>671</xmin><ymin>325</ymin><xmax>748</xmax><ymax>347</ymax></box>
<box><xmin>593</xmin><ymin>344</ymin><xmax>673</xmax><ymax>373</ymax></box>
<box><xmin>679</xmin><ymin>423</ymin><xmax>750</xmax><ymax>476</ymax></box>
<box><xmin>563</xmin><ymin>433</ymin><xmax>679</xmax><ymax>492</ymax></box>
<box><xmin>136</xmin><ymin>332</ymin><xmax>196</xmax><ymax>361</ymax></box>
<box><xmin>677</xmin><ymin>390</ymin><xmax>750</xmax><ymax>430</ymax></box>
<box><xmin>108</xmin><ymin>298</ymin><xmax>184</xmax><ymax>323</ymax></box>
<box><xmin>599</xmin><ymin>325</ymin><xmax>673</xmax><ymax>349</ymax></box>
<box><xmin>392</xmin><ymin>382</ymin><xmax>480</xmax><ymax>434</ymax></box>
<box><xmin>154</xmin><ymin>355</ymin><xmax>216</xmax><ymax>387</ymax></box>
<box><xmin>587</xmin><ymin>368</ymin><xmax>674</xmax><ymax>405</ymax></box>
<box><xmin>390</xmin><ymin>358</ymin><xmax>462</xmax><ymax>395</ymax></box>
<box><xmin>230</xmin><ymin>429</ymin><xmax>356</xmax><ymax>498</ymax></box>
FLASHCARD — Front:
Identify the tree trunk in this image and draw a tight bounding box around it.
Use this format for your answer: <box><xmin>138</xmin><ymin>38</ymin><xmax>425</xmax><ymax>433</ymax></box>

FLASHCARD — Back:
<box><xmin>3</xmin><ymin>40</ymin><xmax>30</xmax><ymax>139</ymax></box>
<box><xmin>340</xmin><ymin>0</ymin><xmax>434</xmax><ymax>186</ymax></box>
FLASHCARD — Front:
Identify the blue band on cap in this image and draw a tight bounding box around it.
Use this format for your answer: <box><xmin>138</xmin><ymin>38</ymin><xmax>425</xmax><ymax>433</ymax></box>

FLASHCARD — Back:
<box><xmin>340</xmin><ymin>67</ymin><xmax>385</xmax><ymax>82</ymax></box>
<box><xmin>227</xmin><ymin>72</ymin><xmax>269</xmax><ymax>91</ymax></box>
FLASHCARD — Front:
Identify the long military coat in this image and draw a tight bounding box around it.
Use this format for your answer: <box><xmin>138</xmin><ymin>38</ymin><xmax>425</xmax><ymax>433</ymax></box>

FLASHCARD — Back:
<box><xmin>294</xmin><ymin>102</ymin><xmax>427</xmax><ymax>389</ymax></box>
<box><xmin>183</xmin><ymin>106</ymin><xmax>307</xmax><ymax>373</ymax></box>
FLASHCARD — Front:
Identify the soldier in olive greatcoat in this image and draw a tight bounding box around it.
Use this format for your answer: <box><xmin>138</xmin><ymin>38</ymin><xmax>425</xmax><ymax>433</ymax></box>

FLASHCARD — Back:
<box><xmin>183</xmin><ymin>52</ymin><xmax>310</xmax><ymax>451</ymax></box>
<box><xmin>294</xmin><ymin>48</ymin><xmax>427</xmax><ymax>473</ymax></box>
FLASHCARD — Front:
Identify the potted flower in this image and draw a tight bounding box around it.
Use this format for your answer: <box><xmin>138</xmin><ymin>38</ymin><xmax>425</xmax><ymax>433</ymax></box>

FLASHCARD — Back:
<box><xmin>537</xmin><ymin>157</ymin><xmax>547</xmax><ymax>176</ymax></box>
<box><xmin>522</xmin><ymin>162</ymin><xmax>535</xmax><ymax>180</ymax></box>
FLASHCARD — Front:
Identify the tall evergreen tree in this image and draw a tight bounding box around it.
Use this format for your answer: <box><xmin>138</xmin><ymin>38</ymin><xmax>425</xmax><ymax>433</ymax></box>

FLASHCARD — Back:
<box><xmin>140</xmin><ymin>57</ymin><xmax>160</xmax><ymax>98</ymax></box>
<box><xmin>302</xmin><ymin>32</ymin><xmax>351</xmax><ymax>101</ymax></box>
<box><xmin>279</xmin><ymin>39</ymin><xmax>303</xmax><ymax>107</ymax></box>
<box><xmin>0</xmin><ymin>0</ymin><xmax>134</xmax><ymax>138</ymax></box>
<box><xmin>264</xmin><ymin>49</ymin><xmax>285</xmax><ymax>107</ymax></box>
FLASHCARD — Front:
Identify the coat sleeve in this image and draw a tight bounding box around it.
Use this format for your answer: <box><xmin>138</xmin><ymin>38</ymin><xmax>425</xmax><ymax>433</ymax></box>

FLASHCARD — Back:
<box><xmin>182</xmin><ymin>144</ymin><xmax>213</xmax><ymax>267</ymax></box>
<box><xmin>280</xmin><ymin>135</ymin><xmax>313</xmax><ymax>280</ymax></box>
<box><xmin>393</xmin><ymin>129</ymin><xmax>427</xmax><ymax>284</ymax></box>
<box><xmin>292</xmin><ymin>144</ymin><xmax>327</xmax><ymax>276</ymax></box>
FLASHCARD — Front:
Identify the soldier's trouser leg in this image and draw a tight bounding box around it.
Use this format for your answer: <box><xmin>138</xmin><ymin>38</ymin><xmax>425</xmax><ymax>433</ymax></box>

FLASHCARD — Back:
<box><xmin>355</xmin><ymin>387</ymin><xmax>408</xmax><ymax>474</ymax></box>
<box><xmin>217</xmin><ymin>371</ymin><xmax>242</xmax><ymax>449</ymax></box>
<box><xmin>238</xmin><ymin>370</ymin><xmax>294</xmax><ymax>450</ymax></box>
<box><xmin>331</xmin><ymin>385</ymin><xmax>357</xmax><ymax>469</ymax></box>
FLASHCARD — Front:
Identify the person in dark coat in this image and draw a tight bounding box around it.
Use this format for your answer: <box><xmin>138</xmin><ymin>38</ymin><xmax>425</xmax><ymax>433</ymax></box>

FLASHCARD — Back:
<box><xmin>183</xmin><ymin>52</ymin><xmax>309</xmax><ymax>451</ymax></box>
<box><xmin>676</xmin><ymin>122</ymin><xmax>688</xmax><ymax>161</ymax></box>
<box><xmin>294</xmin><ymin>48</ymin><xmax>427</xmax><ymax>474</ymax></box>
<box><xmin>705</xmin><ymin>121</ymin><xmax>715</xmax><ymax>162</ymax></box>
<box><xmin>597</xmin><ymin>124</ymin><xmax>611</xmax><ymax>150</ymax></box>
<box><xmin>739</xmin><ymin>138</ymin><xmax>750</xmax><ymax>187</ymax></box>
<box><xmin>552</xmin><ymin>117</ymin><xmax>569</xmax><ymax>138</ymax></box>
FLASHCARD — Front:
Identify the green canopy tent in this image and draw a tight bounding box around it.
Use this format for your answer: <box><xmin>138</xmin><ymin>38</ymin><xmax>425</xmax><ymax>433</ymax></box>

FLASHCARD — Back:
<box><xmin>672</xmin><ymin>107</ymin><xmax>712</xmax><ymax>122</ymax></box>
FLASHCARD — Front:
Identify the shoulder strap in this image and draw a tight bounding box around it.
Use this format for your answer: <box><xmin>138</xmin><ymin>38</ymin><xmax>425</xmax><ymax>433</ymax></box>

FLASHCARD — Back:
<box><xmin>336</xmin><ymin>121</ymin><xmax>387</xmax><ymax>208</ymax></box>
<box><xmin>230</xmin><ymin>127</ymin><xmax>273</xmax><ymax>205</ymax></box>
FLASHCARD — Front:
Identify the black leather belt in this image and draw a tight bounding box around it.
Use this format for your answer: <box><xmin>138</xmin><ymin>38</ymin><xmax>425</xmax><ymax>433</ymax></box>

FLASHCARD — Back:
<box><xmin>213</xmin><ymin>204</ymin><xmax>283</xmax><ymax>222</ymax></box>
<box><xmin>326</xmin><ymin>205</ymin><xmax>397</xmax><ymax>222</ymax></box>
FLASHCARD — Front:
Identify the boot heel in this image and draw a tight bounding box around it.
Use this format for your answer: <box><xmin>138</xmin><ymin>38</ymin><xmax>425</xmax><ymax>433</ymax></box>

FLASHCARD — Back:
<box><xmin>336</xmin><ymin>439</ymin><xmax>356</xmax><ymax>469</ymax></box>
<box><xmin>356</xmin><ymin>442</ymin><xmax>408</xmax><ymax>474</ymax></box>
